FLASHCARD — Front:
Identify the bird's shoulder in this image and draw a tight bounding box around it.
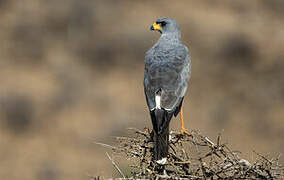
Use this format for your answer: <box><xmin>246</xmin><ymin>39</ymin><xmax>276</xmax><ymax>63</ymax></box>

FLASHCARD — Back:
<box><xmin>175</xmin><ymin>44</ymin><xmax>189</xmax><ymax>61</ymax></box>
<box><xmin>145</xmin><ymin>43</ymin><xmax>188</xmax><ymax>64</ymax></box>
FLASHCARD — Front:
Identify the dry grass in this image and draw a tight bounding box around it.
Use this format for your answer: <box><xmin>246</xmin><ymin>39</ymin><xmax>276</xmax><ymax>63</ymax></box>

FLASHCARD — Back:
<box><xmin>94</xmin><ymin>128</ymin><xmax>284</xmax><ymax>179</ymax></box>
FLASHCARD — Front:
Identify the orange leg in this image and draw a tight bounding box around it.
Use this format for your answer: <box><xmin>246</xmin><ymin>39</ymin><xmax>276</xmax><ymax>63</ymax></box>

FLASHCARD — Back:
<box><xmin>180</xmin><ymin>108</ymin><xmax>191</xmax><ymax>135</ymax></box>
<box><xmin>145</xmin><ymin>127</ymin><xmax>151</xmax><ymax>135</ymax></box>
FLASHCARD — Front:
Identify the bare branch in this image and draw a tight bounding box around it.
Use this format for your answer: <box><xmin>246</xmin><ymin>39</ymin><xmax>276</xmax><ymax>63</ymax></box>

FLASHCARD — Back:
<box><xmin>94</xmin><ymin>128</ymin><xmax>284</xmax><ymax>179</ymax></box>
<box><xmin>105</xmin><ymin>152</ymin><xmax>126</xmax><ymax>179</ymax></box>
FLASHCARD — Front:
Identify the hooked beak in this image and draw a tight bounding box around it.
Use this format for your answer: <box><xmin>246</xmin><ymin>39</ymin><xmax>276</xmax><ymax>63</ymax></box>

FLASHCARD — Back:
<box><xmin>150</xmin><ymin>22</ymin><xmax>162</xmax><ymax>31</ymax></box>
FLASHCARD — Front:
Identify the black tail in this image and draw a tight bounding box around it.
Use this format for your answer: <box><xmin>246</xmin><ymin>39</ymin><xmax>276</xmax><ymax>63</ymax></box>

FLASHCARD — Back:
<box><xmin>150</xmin><ymin>108</ymin><xmax>174</xmax><ymax>161</ymax></box>
<box><xmin>153</xmin><ymin>124</ymin><xmax>169</xmax><ymax>160</ymax></box>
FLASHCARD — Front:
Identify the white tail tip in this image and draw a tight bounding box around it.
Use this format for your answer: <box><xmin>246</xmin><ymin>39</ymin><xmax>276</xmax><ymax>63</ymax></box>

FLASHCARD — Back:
<box><xmin>156</xmin><ymin>157</ymin><xmax>167</xmax><ymax>165</ymax></box>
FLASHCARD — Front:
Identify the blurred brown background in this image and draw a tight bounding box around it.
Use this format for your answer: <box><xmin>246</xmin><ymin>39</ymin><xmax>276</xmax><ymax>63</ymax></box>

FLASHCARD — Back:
<box><xmin>0</xmin><ymin>0</ymin><xmax>283</xmax><ymax>179</ymax></box>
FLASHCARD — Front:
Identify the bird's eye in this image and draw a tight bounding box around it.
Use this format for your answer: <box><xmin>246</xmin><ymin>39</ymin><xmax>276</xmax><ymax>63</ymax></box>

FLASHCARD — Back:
<box><xmin>160</xmin><ymin>21</ymin><xmax>167</xmax><ymax>26</ymax></box>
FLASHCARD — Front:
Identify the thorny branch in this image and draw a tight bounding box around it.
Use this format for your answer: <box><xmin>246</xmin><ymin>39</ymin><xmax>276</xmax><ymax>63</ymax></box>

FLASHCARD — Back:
<box><xmin>94</xmin><ymin>128</ymin><xmax>284</xmax><ymax>179</ymax></box>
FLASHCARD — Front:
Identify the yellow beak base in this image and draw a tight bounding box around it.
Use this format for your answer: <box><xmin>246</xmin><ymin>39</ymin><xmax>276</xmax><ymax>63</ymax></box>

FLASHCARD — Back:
<box><xmin>152</xmin><ymin>23</ymin><xmax>162</xmax><ymax>31</ymax></box>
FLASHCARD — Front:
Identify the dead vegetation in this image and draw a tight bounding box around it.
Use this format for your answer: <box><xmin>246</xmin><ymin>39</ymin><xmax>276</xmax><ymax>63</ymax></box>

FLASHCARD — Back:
<box><xmin>94</xmin><ymin>128</ymin><xmax>284</xmax><ymax>179</ymax></box>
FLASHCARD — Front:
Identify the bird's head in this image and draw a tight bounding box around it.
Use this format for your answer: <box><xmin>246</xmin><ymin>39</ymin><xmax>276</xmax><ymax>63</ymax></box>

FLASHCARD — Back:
<box><xmin>150</xmin><ymin>18</ymin><xmax>180</xmax><ymax>34</ymax></box>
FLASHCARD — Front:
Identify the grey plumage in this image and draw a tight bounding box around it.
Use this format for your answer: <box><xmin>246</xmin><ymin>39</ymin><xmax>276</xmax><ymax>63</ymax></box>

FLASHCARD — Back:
<box><xmin>144</xmin><ymin>18</ymin><xmax>191</xmax><ymax>161</ymax></box>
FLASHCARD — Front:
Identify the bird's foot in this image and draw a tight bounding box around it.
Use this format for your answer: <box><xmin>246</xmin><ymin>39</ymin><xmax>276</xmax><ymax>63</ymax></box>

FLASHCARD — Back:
<box><xmin>145</xmin><ymin>127</ymin><xmax>151</xmax><ymax>135</ymax></box>
<box><xmin>180</xmin><ymin>128</ymin><xmax>191</xmax><ymax>136</ymax></box>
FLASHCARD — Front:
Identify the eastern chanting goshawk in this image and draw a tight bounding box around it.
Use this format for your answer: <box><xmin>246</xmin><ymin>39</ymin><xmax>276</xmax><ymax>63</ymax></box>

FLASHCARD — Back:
<box><xmin>144</xmin><ymin>18</ymin><xmax>191</xmax><ymax>164</ymax></box>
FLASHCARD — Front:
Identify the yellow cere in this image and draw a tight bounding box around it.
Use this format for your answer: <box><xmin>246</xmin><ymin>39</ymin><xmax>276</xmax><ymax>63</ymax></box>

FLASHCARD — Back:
<box><xmin>153</xmin><ymin>23</ymin><xmax>162</xmax><ymax>30</ymax></box>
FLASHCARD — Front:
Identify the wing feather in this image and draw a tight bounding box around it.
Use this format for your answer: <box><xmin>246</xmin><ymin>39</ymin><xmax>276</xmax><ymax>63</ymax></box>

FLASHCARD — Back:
<box><xmin>144</xmin><ymin>45</ymin><xmax>190</xmax><ymax>111</ymax></box>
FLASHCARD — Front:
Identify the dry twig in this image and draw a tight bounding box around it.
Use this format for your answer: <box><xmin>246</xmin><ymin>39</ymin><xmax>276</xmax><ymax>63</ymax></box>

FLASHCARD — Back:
<box><xmin>96</xmin><ymin>128</ymin><xmax>284</xmax><ymax>179</ymax></box>
<box><xmin>105</xmin><ymin>152</ymin><xmax>126</xmax><ymax>179</ymax></box>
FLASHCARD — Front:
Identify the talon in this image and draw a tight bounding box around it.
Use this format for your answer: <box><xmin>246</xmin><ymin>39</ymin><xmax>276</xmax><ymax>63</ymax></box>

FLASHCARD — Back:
<box><xmin>181</xmin><ymin>128</ymin><xmax>191</xmax><ymax>136</ymax></box>
<box><xmin>145</xmin><ymin>127</ymin><xmax>151</xmax><ymax>135</ymax></box>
